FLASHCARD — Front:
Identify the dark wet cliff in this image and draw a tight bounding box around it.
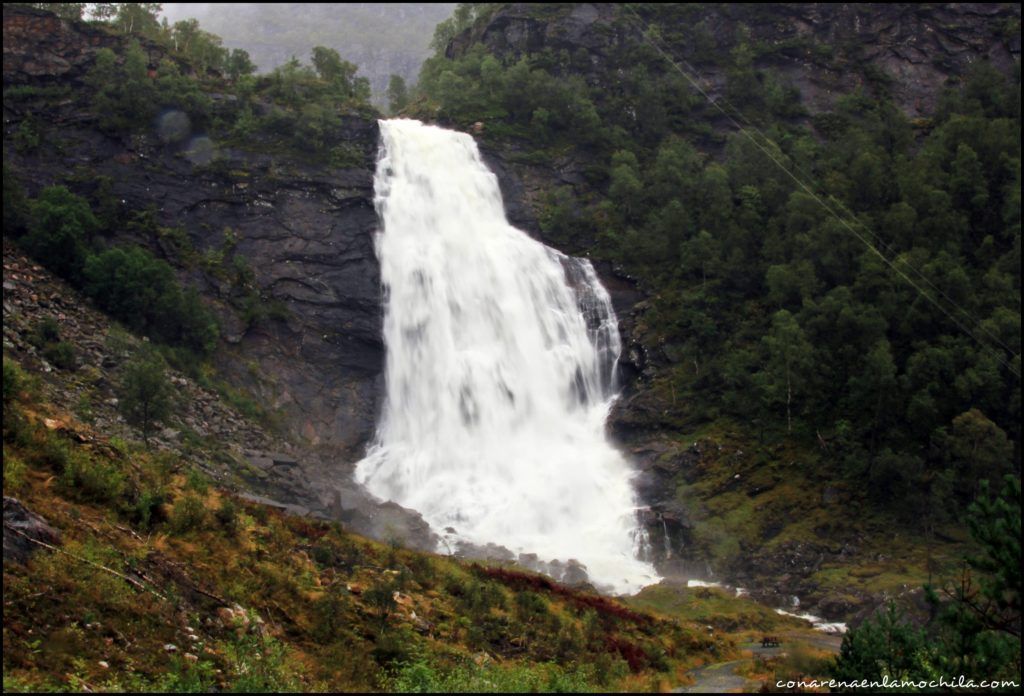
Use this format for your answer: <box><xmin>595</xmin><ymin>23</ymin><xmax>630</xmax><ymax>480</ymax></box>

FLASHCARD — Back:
<box><xmin>4</xmin><ymin>5</ymin><xmax>385</xmax><ymax>455</ymax></box>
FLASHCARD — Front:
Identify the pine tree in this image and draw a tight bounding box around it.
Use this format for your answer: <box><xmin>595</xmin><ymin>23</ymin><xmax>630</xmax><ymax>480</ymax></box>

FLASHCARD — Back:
<box><xmin>119</xmin><ymin>348</ymin><xmax>173</xmax><ymax>446</ymax></box>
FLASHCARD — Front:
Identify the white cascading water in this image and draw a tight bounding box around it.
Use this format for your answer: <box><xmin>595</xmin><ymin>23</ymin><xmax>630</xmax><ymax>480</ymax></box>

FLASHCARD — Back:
<box><xmin>355</xmin><ymin>119</ymin><xmax>659</xmax><ymax>595</ymax></box>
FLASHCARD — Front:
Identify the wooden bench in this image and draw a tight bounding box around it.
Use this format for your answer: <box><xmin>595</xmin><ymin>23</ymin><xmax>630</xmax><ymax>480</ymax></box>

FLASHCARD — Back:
<box><xmin>760</xmin><ymin>636</ymin><xmax>781</xmax><ymax>648</ymax></box>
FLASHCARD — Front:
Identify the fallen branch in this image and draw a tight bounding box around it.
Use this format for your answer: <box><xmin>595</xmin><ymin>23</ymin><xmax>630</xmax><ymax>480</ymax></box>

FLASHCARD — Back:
<box><xmin>146</xmin><ymin>552</ymin><xmax>229</xmax><ymax>606</ymax></box>
<box><xmin>4</xmin><ymin>522</ymin><xmax>167</xmax><ymax>602</ymax></box>
<box><xmin>187</xmin><ymin>583</ymin><xmax>230</xmax><ymax>607</ymax></box>
<box><xmin>114</xmin><ymin>524</ymin><xmax>143</xmax><ymax>541</ymax></box>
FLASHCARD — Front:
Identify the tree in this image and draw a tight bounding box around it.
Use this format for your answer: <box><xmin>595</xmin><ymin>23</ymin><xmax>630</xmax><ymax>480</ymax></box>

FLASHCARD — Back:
<box><xmin>32</xmin><ymin>3</ymin><xmax>86</xmax><ymax>20</ymax></box>
<box><xmin>86</xmin><ymin>43</ymin><xmax>158</xmax><ymax>132</ymax></box>
<box><xmin>84</xmin><ymin>246</ymin><xmax>178</xmax><ymax>336</ymax></box>
<box><xmin>170</xmin><ymin>17</ymin><xmax>201</xmax><ymax>53</ymax></box>
<box><xmin>22</xmin><ymin>186</ymin><xmax>98</xmax><ymax>282</ymax></box>
<box><xmin>171</xmin><ymin>18</ymin><xmax>227</xmax><ymax>73</ymax></box>
<box><xmin>119</xmin><ymin>348</ymin><xmax>173</xmax><ymax>446</ymax></box>
<box><xmin>387</xmin><ymin>74</ymin><xmax>409</xmax><ymax>114</ymax></box>
<box><xmin>765</xmin><ymin>260</ymin><xmax>820</xmax><ymax>308</ymax></box>
<box><xmin>114</xmin><ymin>3</ymin><xmax>163</xmax><ymax>37</ymax></box>
<box><xmin>311</xmin><ymin>45</ymin><xmax>358</xmax><ymax>96</ymax></box>
<box><xmin>946</xmin><ymin>409</ymin><xmax>1013</xmax><ymax>501</ymax></box>
<box><xmin>226</xmin><ymin>48</ymin><xmax>256</xmax><ymax>81</ymax></box>
<box><xmin>963</xmin><ymin>475</ymin><xmax>1021</xmax><ymax>639</ymax></box>
<box><xmin>949</xmin><ymin>143</ymin><xmax>989</xmax><ymax>212</ymax></box>
<box><xmin>844</xmin><ymin>339</ymin><xmax>898</xmax><ymax>453</ymax></box>
<box><xmin>831</xmin><ymin>476</ymin><xmax>1021</xmax><ymax>685</ymax></box>
<box><xmin>429</xmin><ymin>3</ymin><xmax>480</xmax><ymax>54</ymax></box>
<box><xmin>928</xmin><ymin>475</ymin><xmax>1021</xmax><ymax>680</ymax></box>
<box><xmin>608</xmin><ymin>150</ymin><xmax>643</xmax><ymax>219</ymax></box>
<box><xmin>831</xmin><ymin>601</ymin><xmax>930</xmax><ymax>687</ymax></box>
<box><xmin>758</xmin><ymin>309</ymin><xmax>815</xmax><ymax>434</ymax></box>
<box><xmin>90</xmin><ymin>3</ymin><xmax>119</xmax><ymax>21</ymax></box>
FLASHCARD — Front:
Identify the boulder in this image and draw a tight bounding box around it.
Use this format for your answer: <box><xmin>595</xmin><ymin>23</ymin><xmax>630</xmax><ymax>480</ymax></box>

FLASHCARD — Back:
<box><xmin>3</xmin><ymin>497</ymin><xmax>62</xmax><ymax>564</ymax></box>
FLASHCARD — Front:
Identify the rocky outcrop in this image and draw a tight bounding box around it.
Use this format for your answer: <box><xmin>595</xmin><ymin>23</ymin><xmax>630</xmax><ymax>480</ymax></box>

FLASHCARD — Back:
<box><xmin>2</xmin><ymin>3</ymin><xmax>451</xmax><ymax>557</ymax></box>
<box><xmin>456</xmin><ymin>3</ymin><xmax>1020</xmax><ymax>118</ymax></box>
<box><xmin>153</xmin><ymin>128</ymin><xmax>385</xmax><ymax>453</ymax></box>
<box><xmin>3</xmin><ymin>5</ymin><xmax>385</xmax><ymax>453</ymax></box>
<box><xmin>3</xmin><ymin>5</ymin><xmax>168</xmax><ymax>84</ymax></box>
<box><xmin>4</xmin><ymin>121</ymin><xmax>384</xmax><ymax>453</ymax></box>
<box><xmin>3</xmin><ymin>246</ymin><xmax>438</xmax><ymax>552</ymax></box>
<box><xmin>3</xmin><ymin>497</ymin><xmax>62</xmax><ymax>564</ymax></box>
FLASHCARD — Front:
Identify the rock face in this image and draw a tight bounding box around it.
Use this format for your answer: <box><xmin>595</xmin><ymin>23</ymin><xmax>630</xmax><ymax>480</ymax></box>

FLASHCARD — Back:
<box><xmin>4</xmin><ymin>4</ymin><xmax>1019</xmax><ymax>608</ymax></box>
<box><xmin>163</xmin><ymin>133</ymin><xmax>385</xmax><ymax>454</ymax></box>
<box><xmin>3</xmin><ymin>5</ymin><xmax>168</xmax><ymax>85</ymax></box>
<box><xmin>2</xmin><ymin>4</ymin><xmax>447</xmax><ymax>556</ymax></box>
<box><xmin>3</xmin><ymin>245</ymin><xmax>438</xmax><ymax>553</ymax></box>
<box><xmin>3</xmin><ymin>5</ymin><xmax>385</xmax><ymax>455</ymax></box>
<box><xmin>3</xmin><ymin>497</ymin><xmax>62</xmax><ymax>564</ymax></box>
<box><xmin>455</xmin><ymin>3</ymin><xmax>1020</xmax><ymax>118</ymax></box>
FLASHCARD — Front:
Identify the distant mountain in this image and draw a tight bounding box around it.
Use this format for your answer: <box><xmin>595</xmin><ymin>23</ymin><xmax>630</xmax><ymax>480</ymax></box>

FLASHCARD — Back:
<box><xmin>160</xmin><ymin>2</ymin><xmax>456</xmax><ymax>105</ymax></box>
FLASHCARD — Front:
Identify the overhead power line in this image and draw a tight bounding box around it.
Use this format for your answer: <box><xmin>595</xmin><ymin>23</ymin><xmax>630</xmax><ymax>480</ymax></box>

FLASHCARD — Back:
<box><xmin>621</xmin><ymin>5</ymin><xmax>1020</xmax><ymax>379</ymax></box>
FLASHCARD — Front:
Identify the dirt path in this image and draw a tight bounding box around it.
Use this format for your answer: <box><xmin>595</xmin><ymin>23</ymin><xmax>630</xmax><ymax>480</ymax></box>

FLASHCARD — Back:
<box><xmin>672</xmin><ymin>660</ymin><xmax>751</xmax><ymax>694</ymax></box>
<box><xmin>674</xmin><ymin>632</ymin><xmax>843</xmax><ymax>693</ymax></box>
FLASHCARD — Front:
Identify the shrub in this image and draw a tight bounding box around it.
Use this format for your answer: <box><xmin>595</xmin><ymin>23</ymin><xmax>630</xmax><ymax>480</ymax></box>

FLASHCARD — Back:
<box><xmin>28</xmin><ymin>317</ymin><xmax>61</xmax><ymax>347</ymax></box>
<box><xmin>21</xmin><ymin>186</ymin><xmax>98</xmax><ymax>282</ymax></box>
<box><xmin>186</xmin><ymin>468</ymin><xmax>210</xmax><ymax>494</ymax></box>
<box><xmin>3</xmin><ymin>450</ymin><xmax>27</xmax><ymax>493</ymax></box>
<box><xmin>312</xmin><ymin>590</ymin><xmax>347</xmax><ymax>644</ymax></box>
<box><xmin>371</xmin><ymin>626</ymin><xmax>417</xmax><ymax>667</ymax></box>
<box><xmin>27</xmin><ymin>318</ymin><xmax>76</xmax><ymax>370</ymax></box>
<box><xmin>131</xmin><ymin>485</ymin><xmax>169</xmax><ymax>529</ymax></box>
<box><xmin>364</xmin><ymin>578</ymin><xmax>399</xmax><ymax>633</ymax></box>
<box><xmin>3</xmin><ymin>357</ymin><xmax>27</xmax><ymax>404</ymax></box>
<box><xmin>39</xmin><ymin>432</ymin><xmax>73</xmax><ymax>471</ymax></box>
<box><xmin>42</xmin><ymin>341</ymin><xmax>76</xmax><ymax>370</ymax></box>
<box><xmin>84</xmin><ymin>246</ymin><xmax>177</xmax><ymax>334</ymax></box>
<box><xmin>170</xmin><ymin>493</ymin><xmax>208</xmax><ymax>534</ymax></box>
<box><xmin>84</xmin><ymin>247</ymin><xmax>220</xmax><ymax>356</ymax></box>
<box><xmin>215</xmin><ymin>496</ymin><xmax>239</xmax><ymax>533</ymax></box>
<box><xmin>87</xmin><ymin>45</ymin><xmax>158</xmax><ymax>133</ymax></box>
<box><xmin>3</xmin><ymin>162</ymin><xmax>29</xmax><ymax>235</ymax></box>
<box><xmin>62</xmin><ymin>449</ymin><xmax>127</xmax><ymax>503</ymax></box>
<box><xmin>13</xmin><ymin>118</ymin><xmax>41</xmax><ymax>153</ymax></box>
<box><xmin>155</xmin><ymin>656</ymin><xmax>217</xmax><ymax>692</ymax></box>
<box><xmin>224</xmin><ymin>631</ymin><xmax>300</xmax><ymax>692</ymax></box>
<box><xmin>389</xmin><ymin>657</ymin><xmax>597</xmax><ymax>693</ymax></box>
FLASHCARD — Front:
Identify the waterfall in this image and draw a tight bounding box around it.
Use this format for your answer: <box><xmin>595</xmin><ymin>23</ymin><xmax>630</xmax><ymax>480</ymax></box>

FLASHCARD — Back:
<box><xmin>661</xmin><ymin>517</ymin><xmax>673</xmax><ymax>560</ymax></box>
<box><xmin>355</xmin><ymin>119</ymin><xmax>659</xmax><ymax>595</ymax></box>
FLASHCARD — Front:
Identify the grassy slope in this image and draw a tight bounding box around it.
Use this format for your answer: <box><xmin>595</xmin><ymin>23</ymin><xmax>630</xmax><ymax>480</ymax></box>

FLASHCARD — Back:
<box><xmin>631</xmin><ymin>414</ymin><xmax>971</xmax><ymax>622</ymax></box>
<box><xmin>626</xmin><ymin>584</ymin><xmax>843</xmax><ymax>690</ymax></box>
<box><xmin>3</xmin><ymin>353</ymin><xmax>735</xmax><ymax>692</ymax></box>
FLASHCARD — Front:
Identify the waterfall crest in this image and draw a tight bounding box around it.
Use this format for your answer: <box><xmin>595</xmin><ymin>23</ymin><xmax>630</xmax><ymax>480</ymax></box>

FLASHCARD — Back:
<box><xmin>355</xmin><ymin>119</ymin><xmax>659</xmax><ymax>594</ymax></box>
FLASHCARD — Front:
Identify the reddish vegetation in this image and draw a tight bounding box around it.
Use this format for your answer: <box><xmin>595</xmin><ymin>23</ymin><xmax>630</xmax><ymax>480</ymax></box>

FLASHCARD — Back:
<box><xmin>604</xmin><ymin>635</ymin><xmax>649</xmax><ymax>672</ymax></box>
<box><xmin>476</xmin><ymin>565</ymin><xmax>654</xmax><ymax>626</ymax></box>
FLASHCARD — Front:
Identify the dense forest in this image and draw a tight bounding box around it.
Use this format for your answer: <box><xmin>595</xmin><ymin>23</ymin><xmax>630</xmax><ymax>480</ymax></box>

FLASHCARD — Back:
<box><xmin>408</xmin><ymin>3</ymin><xmax>1021</xmax><ymax>525</ymax></box>
<box><xmin>404</xmin><ymin>2</ymin><xmax>1022</xmax><ymax>686</ymax></box>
